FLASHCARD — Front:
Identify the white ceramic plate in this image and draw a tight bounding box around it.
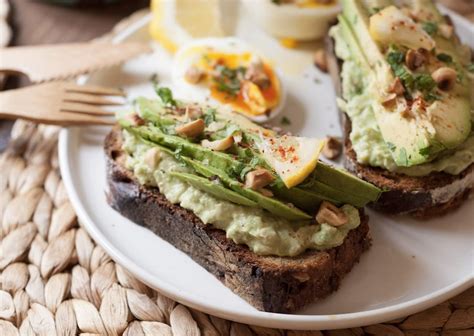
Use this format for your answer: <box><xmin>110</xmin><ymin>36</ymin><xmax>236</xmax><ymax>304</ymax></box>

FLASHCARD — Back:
<box><xmin>59</xmin><ymin>5</ymin><xmax>474</xmax><ymax>330</ymax></box>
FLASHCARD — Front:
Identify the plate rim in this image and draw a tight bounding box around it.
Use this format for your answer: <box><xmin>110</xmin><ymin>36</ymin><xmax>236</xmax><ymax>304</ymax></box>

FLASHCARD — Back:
<box><xmin>58</xmin><ymin>7</ymin><xmax>474</xmax><ymax>330</ymax></box>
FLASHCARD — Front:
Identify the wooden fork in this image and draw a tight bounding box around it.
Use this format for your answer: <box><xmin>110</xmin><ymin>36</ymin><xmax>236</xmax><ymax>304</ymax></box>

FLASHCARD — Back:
<box><xmin>0</xmin><ymin>82</ymin><xmax>124</xmax><ymax>126</ymax></box>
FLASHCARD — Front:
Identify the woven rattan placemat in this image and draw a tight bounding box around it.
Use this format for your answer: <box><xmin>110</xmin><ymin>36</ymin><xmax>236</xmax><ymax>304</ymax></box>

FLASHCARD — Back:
<box><xmin>1</xmin><ymin>10</ymin><xmax>473</xmax><ymax>336</ymax></box>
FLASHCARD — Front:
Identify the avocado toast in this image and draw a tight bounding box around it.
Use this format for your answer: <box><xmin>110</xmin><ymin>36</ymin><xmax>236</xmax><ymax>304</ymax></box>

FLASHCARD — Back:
<box><xmin>328</xmin><ymin>0</ymin><xmax>474</xmax><ymax>217</ymax></box>
<box><xmin>105</xmin><ymin>88</ymin><xmax>380</xmax><ymax>312</ymax></box>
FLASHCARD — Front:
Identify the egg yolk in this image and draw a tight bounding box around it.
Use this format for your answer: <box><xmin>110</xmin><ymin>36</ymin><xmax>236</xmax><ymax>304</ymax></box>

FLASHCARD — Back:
<box><xmin>186</xmin><ymin>51</ymin><xmax>280</xmax><ymax>116</ymax></box>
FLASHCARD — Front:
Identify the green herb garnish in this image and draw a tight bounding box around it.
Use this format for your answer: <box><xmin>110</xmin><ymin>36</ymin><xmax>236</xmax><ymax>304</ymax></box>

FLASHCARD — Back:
<box><xmin>370</xmin><ymin>7</ymin><xmax>382</xmax><ymax>15</ymax></box>
<box><xmin>203</xmin><ymin>108</ymin><xmax>217</xmax><ymax>126</ymax></box>
<box><xmin>213</xmin><ymin>65</ymin><xmax>246</xmax><ymax>97</ymax></box>
<box><xmin>422</xmin><ymin>21</ymin><xmax>438</xmax><ymax>36</ymax></box>
<box><xmin>239</xmin><ymin>156</ymin><xmax>261</xmax><ymax>181</ymax></box>
<box><xmin>468</xmin><ymin>64</ymin><xmax>474</xmax><ymax>73</ymax></box>
<box><xmin>413</xmin><ymin>74</ymin><xmax>436</xmax><ymax>93</ymax></box>
<box><xmin>280</xmin><ymin>116</ymin><xmax>291</xmax><ymax>125</ymax></box>
<box><xmin>386</xmin><ymin>50</ymin><xmax>439</xmax><ymax>101</ymax></box>
<box><xmin>436</xmin><ymin>53</ymin><xmax>453</xmax><ymax>63</ymax></box>
<box><xmin>155</xmin><ymin>87</ymin><xmax>177</xmax><ymax>107</ymax></box>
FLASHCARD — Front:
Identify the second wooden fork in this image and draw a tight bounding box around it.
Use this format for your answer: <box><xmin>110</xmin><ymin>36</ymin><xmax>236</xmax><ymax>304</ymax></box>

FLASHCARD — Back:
<box><xmin>0</xmin><ymin>82</ymin><xmax>125</xmax><ymax>126</ymax></box>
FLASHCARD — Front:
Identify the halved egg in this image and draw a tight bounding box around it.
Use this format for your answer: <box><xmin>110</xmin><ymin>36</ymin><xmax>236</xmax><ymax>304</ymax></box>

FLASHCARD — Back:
<box><xmin>172</xmin><ymin>37</ymin><xmax>286</xmax><ymax>122</ymax></box>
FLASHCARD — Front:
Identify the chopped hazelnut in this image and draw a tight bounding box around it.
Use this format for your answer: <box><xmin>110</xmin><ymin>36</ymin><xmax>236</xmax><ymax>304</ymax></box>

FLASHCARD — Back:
<box><xmin>438</xmin><ymin>23</ymin><xmax>453</xmax><ymax>39</ymax></box>
<box><xmin>259</xmin><ymin>188</ymin><xmax>274</xmax><ymax>197</ymax></box>
<box><xmin>175</xmin><ymin>119</ymin><xmax>205</xmax><ymax>138</ymax></box>
<box><xmin>388</xmin><ymin>78</ymin><xmax>405</xmax><ymax>95</ymax></box>
<box><xmin>381</xmin><ymin>93</ymin><xmax>398</xmax><ymax>107</ymax></box>
<box><xmin>313</xmin><ymin>49</ymin><xmax>328</xmax><ymax>73</ymax></box>
<box><xmin>431</xmin><ymin>67</ymin><xmax>457</xmax><ymax>91</ymax></box>
<box><xmin>201</xmin><ymin>136</ymin><xmax>234</xmax><ymax>151</ymax></box>
<box><xmin>124</xmin><ymin>113</ymin><xmax>145</xmax><ymax>126</ymax></box>
<box><xmin>245</xmin><ymin>58</ymin><xmax>271</xmax><ymax>89</ymax></box>
<box><xmin>322</xmin><ymin>136</ymin><xmax>342</xmax><ymax>160</ymax></box>
<box><xmin>184</xmin><ymin>66</ymin><xmax>205</xmax><ymax>84</ymax></box>
<box><xmin>405</xmin><ymin>49</ymin><xmax>426</xmax><ymax>70</ymax></box>
<box><xmin>315</xmin><ymin>201</ymin><xmax>348</xmax><ymax>227</ymax></box>
<box><xmin>244</xmin><ymin>169</ymin><xmax>275</xmax><ymax>190</ymax></box>
<box><xmin>185</xmin><ymin>104</ymin><xmax>203</xmax><ymax>120</ymax></box>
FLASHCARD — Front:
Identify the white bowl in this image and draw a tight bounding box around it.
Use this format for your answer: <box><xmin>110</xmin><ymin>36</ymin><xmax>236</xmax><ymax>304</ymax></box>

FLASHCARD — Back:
<box><xmin>242</xmin><ymin>0</ymin><xmax>341</xmax><ymax>41</ymax></box>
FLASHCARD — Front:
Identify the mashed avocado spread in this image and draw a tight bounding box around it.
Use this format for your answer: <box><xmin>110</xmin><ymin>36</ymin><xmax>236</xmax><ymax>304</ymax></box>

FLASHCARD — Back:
<box><xmin>331</xmin><ymin>25</ymin><xmax>474</xmax><ymax>177</ymax></box>
<box><xmin>123</xmin><ymin>130</ymin><xmax>361</xmax><ymax>257</ymax></box>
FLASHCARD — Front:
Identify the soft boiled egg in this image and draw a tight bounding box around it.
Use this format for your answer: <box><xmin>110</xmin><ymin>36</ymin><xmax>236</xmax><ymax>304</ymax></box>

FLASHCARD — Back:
<box><xmin>171</xmin><ymin>37</ymin><xmax>286</xmax><ymax>123</ymax></box>
<box><xmin>242</xmin><ymin>0</ymin><xmax>340</xmax><ymax>41</ymax></box>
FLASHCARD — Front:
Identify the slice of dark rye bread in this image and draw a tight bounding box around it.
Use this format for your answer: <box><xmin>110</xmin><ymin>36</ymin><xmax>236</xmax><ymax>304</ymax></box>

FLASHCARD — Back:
<box><xmin>325</xmin><ymin>36</ymin><xmax>474</xmax><ymax>218</ymax></box>
<box><xmin>104</xmin><ymin>127</ymin><xmax>371</xmax><ymax>313</ymax></box>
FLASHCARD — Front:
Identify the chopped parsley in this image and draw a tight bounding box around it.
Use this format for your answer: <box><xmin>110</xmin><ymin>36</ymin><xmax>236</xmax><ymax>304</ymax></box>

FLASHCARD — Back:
<box><xmin>386</xmin><ymin>50</ymin><xmax>439</xmax><ymax>101</ymax></box>
<box><xmin>203</xmin><ymin>108</ymin><xmax>217</xmax><ymax>126</ymax></box>
<box><xmin>239</xmin><ymin>157</ymin><xmax>261</xmax><ymax>181</ymax></box>
<box><xmin>213</xmin><ymin>65</ymin><xmax>246</xmax><ymax>97</ymax></box>
<box><xmin>280</xmin><ymin>116</ymin><xmax>291</xmax><ymax>125</ymax></box>
<box><xmin>413</xmin><ymin>74</ymin><xmax>436</xmax><ymax>93</ymax></box>
<box><xmin>155</xmin><ymin>87</ymin><xmax>177</xmax><ymax>107</ymax></box>
<box><xmin>468</xmin><ymin>64</ymin><xmax>474</xmax><ymax>73</ymax></box>
<box><xmin>150</xmin><ymin>73</ymin><xmax>159</xmax><ymax>85</ymax></box>
<box><xmin>271</xmin><ymin>0</ymin><xmax>282</xmax><ymax>4</ymax></box>
<box><xmin>436</xmin><ymin>53</ymin><xmax>453</xmax><ymax>63</ymax></box>
<box><xmin>369</xmin><ymin>7</ymin><xmax>382</xmax><ymax>15</ymax></box>
<box><xmin>422</xmin><ymin>21</ymin><xmax>438</xmax><ymax>36</ymax></box>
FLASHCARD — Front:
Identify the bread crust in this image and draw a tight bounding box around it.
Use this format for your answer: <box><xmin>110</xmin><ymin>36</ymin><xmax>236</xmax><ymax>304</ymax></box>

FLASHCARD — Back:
<box><xmin>105</xmin><ymin>127</ymin><xmax>371</xmax><ymax>313</ymax></box>
<box><xmin>326</xmin><ymin>36</ymin><xmax>474</xmax><ymax>218</ymax></box>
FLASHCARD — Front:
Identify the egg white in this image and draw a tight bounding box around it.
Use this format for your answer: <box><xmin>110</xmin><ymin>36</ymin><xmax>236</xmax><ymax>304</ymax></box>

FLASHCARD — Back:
<box><xmin>171</xmin><ymin>37</ymin><xmax>286</xmax><ymax>123</ymax></box>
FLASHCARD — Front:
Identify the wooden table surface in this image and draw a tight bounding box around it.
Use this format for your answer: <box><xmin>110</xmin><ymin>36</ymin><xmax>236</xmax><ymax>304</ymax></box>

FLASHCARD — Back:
<box><xmin>0</xmin><ymin>0</ymin><xmax>148</xmax><ymax>149</ymax></box>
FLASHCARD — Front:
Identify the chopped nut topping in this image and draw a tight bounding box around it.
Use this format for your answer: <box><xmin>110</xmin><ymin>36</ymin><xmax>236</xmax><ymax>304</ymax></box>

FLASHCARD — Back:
<box><xmin>245</xmin><ymin>58</ymin><xmax>271</xmax><ymax>89</ymax></box>
<box><xmin>175</xmin><ymin>119</ymin><xmax>205</xmax><ymax>138</ymax></box>
<box><xmin>185</xmin><ymin>66</ymin><xmax>205</xmax><ymax>84</ymax></box>
<box><xmin>405</xmin><ymin>49</ymin><xmax>426</xmax><ymax>70</ymax></box>
<box><xmin>125</xmin><ymin>113</ymin><xmax>145</xmax><ymax>126</ymax></box>
<box><xmin>144</xmin><ymin>147</ymin><xmax>161</xmax><ymax>170</ymax></box>
<box><xmin>201</xmin><ymin>136</ymin><xmax>234</xmax><ymax>151</ymax></box>
<box><xmin>259</xmin><ymin>188</ymin><xmax>274</xmax><ymax>197</ymax></box>
<box><xmin>322</xmin><ymin>137</ymin><xmax>342</xmax><ymax>160</ymax></box>
<box><xmin>381</xmin><ymin>93</ymin><xmax>398</xmax><ymax>107</ymax></box>
<box><xmin>388</xmin><ymin>78</ymin><xmax>405</xmax><ymax>95</ymax></box>
<box><xmin>315</xmin><ymin>201</ymin><xmax>348</xmax><ymax>227</ymax></box>
<box><xmin>232</xmin><ymin>132</ymin><xmax>243</xmax><ymax>144</ymax></box>
<box><xmin>438</xmin><ymin>23</ymin><xmax>453</xmax><ymax>39</ymax></box>
<box><xmin>244</xmin><ymin>169</ymin><xmax>275</xmax><ymax>190</ymax></box>
<box><xmin>431</xmin><ymin>67</ymin><xmax>457</xmax><ymax>91</ymax></box>
<box><xmin>313</xmin><ymin>49</ymin><xmax>328</xmax><ymax>73</ymax></box>
<box><xmin>185</xmin><ymin>104</ymin><xmax>203</xmax><ymax>120</ymax></box>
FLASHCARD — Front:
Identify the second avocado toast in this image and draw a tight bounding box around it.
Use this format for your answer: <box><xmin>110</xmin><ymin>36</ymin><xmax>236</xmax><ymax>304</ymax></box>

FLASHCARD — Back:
<box><xmin>329</xmin><ymin>0</ymin><xmax>473</xmax><ymax>217</ymax></box>
<box><xmin>106</xmin><ymin>87</ymin><xmax>381</xmax><ymax>312</ymax></box>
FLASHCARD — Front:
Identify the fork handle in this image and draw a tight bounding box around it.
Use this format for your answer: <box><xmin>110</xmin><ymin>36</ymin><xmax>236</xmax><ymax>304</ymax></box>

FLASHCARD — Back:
<box><xmin>0</xmin><ymin>48</ymin><xmax>28</xmax><ymax>76</ymax></box>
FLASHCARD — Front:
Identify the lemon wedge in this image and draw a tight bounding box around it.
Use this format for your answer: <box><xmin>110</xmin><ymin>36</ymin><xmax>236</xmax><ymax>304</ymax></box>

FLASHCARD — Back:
<box><xmin>369</xmin><ymin>6</ymin><xmax>435</xmax><ymax>51</ymax></box>
<box><xmin>255</xmin><ymin>134</ymin><xmax>326</xmax><ymax>188</ymax></box>
<box><xmin>150</xmin><ymin>0</ymin><xmax>225</xmax><ymax>53</ymax></box>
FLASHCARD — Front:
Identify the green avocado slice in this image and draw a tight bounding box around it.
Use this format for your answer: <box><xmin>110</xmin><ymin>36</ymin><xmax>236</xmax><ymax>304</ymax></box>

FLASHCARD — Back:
<box><xmin>180</xmin><ymin>157</ymin><xmax>312</xmax><ymax>221</ymax></box>
<box><xmin>169</xmin><ymin>172</ymin><xmax>258</xmax><ymax>208</ymax></box>
<box><xmin>339</xmin><ymin>0</ymin><xmax>471</xmax><ymax>166</ymax></box>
